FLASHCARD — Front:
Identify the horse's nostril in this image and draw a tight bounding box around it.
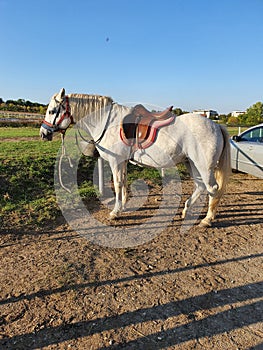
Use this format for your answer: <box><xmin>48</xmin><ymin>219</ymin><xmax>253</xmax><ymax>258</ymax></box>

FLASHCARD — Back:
<box><xmin>40</xmin><ymin>132</ymin><xmax>52</xmax><ymax>141</ymax></box>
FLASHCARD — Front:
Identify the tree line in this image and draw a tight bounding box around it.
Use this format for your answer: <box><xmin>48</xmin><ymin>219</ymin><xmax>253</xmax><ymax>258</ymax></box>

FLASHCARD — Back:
<box><xmin>173</xmin><ymin>102</ymin><xmax>263</xmax><ymax>126</ymax></box>
<box><xmin>0</xmin><ymin>98</ymin><xmax>46</xmax><ymax>114</ymax></box>
<box><xmin>219</xmin><ymin>101</ymin><xmax>263</xmax><ymax>126</ymax></box>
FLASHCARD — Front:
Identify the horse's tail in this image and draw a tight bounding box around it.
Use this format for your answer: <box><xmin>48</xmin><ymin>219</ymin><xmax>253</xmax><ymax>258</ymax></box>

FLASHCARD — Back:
<box><xmin>215</xmin><ymin>125</ymin><xmax>231</xmax><ymax>195</ymax></box>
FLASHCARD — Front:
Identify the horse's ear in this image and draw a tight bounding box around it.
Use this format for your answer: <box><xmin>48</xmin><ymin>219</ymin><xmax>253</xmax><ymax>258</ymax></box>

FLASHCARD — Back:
<box><xmin>56</xmin><ymin>88</ymin><xmax>65</xmax><ymax>102</ymax></box>
<box><xmin>59</xmin><ymin>88</ymin><xmax>65</xmax><ymax>98</ymax></box>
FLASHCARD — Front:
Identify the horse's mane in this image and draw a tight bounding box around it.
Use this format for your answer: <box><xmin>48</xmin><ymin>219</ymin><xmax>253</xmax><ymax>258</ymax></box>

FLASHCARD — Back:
<box><xmin>68</xmin><ymin>93</ymin><xmax>113</xmax><ymax>122</ymax></box>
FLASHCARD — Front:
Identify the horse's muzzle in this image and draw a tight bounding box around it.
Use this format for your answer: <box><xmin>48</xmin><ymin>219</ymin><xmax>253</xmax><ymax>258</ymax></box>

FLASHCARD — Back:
<box><xmin>40</xmin><ymin>130</ymin><xmax>53</xmax><ymax>141</ymax></box>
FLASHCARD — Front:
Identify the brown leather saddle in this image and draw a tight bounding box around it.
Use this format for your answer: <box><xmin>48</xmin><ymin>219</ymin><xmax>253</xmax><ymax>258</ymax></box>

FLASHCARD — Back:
<box><xmin>120</xmin><ymin>104</ymin><xmax>174</xmax><ymax>150</ymax></box>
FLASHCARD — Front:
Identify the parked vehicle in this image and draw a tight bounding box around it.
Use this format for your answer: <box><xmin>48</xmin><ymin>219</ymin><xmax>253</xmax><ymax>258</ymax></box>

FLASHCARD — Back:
<box><xmin>230</xmin><ymin>123</ymin><xmax>263</xmax><ymax>178</ymax></box>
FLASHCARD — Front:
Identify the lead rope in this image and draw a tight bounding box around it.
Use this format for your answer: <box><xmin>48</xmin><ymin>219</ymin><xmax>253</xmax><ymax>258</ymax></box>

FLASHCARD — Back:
<box><xmin>58</xmin><ymin>96</ymin><xmax>74</xmax><ymax>193</ymax></box>
<box><xmin>58</xmin><ymin>133</ymin><xmax>73</xmax><ymax>193</ymax></box>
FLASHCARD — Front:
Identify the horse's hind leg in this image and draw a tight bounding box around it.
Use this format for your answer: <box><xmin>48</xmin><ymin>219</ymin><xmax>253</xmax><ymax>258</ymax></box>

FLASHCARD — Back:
<box><xmin>199</xmin><ymin>195</ymin><xmax>220</xmax><ymax>227</ymax></box>
<box><xmin>182</xmin><ymin>161</ymin><xmax>206</xmax><ymax>219</ymax></box>
<box><xmin>185</xmin><ymin>165</ymin><xmax>221</xmax><ymax>227</ymax></box>
<box><xmin>199</xmin><ymin>164</ymin><xmax>227</xmax><ymax>227</ymax></box>
<box><xmin>200</xmin><ymin>182</ymin><xmax>225</xmax><ymax>227</ymax></box>
<box><xmin>182</xmin><ymin>181</ymin><xmax>206</xmax><ymax>219</ymax></box>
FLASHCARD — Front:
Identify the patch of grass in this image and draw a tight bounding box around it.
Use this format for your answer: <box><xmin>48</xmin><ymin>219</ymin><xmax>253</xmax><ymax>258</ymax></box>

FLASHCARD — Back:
<box><xmin>77</xmin><ymin>156</ymin><xmax>101</xmax><ymax>198</ymax></box>
<box><xmin>127</xmin><ymin>162</ymin><xmax>188</xmax><ymax>185</ymax></box>
<box><xmin>227</xmin><ymin>126</ymin><xmax>247</xmax><ymax>136</ymax></box>
<box><xmin>78</xmin><ymin>180</ymin><xmax>100</xmax><ymax>198</ymax></box>
<box><xmin>0</xmin><ymin>126</ymin><xmax>40</xmax><ymax>139</ymax></box>
<box><xmin>0</xmin><ymin>141</ymin><xmax>62</xmax><ymax>229</ymax></box>
<box><xmin>0</xmin><ymin>139</ymin><xmax>61</xmax><ymax>158</ymax></box>
<box><xmin>127</xmin><ymin>163</ymin><xmax>162</xmax><ymax>185</ymax></box>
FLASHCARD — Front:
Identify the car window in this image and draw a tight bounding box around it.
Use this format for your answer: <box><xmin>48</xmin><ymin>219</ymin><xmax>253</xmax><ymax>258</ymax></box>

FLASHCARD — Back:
<box><xmin>240</xmin><ymin>127</ymin><xmax>263</xmax><ymax>142</ymax></box>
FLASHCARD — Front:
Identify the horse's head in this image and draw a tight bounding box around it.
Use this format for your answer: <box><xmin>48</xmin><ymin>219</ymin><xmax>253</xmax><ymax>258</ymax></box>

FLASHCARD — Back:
<box><xmin>40</xmin><ymin>88</ymin><xmax>74</xmax><ymax>141</ymax></box>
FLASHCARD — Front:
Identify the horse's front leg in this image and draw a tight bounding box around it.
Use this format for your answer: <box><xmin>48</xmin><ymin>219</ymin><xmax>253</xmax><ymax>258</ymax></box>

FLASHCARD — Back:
<box><xmin>109</xmin><ymin>162</ymin><xmax>126</xmax><ymax>219</ymax></box>
<box><xmin>121</xmin><ymin>161</ymin><xmax>128</xmax><ymax>210</ymax></box>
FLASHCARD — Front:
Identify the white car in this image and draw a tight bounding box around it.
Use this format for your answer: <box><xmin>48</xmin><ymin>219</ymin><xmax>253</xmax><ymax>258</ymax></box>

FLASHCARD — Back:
<box><xmin>230</xmin><ymin>123</ymin><xmax>263</xmax><ymax>178</ymax></box>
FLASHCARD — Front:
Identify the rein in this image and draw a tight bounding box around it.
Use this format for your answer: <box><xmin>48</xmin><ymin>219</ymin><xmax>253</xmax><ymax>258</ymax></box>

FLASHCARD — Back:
<box><xmin>76</xmin><ymin>103</ymin><xmax>113</xmax><ymax>146</ymax></box>
<box><xmin>93</xmin><ymin>103</ymin><xmax>113</xmax><ymax>144</ymax></box>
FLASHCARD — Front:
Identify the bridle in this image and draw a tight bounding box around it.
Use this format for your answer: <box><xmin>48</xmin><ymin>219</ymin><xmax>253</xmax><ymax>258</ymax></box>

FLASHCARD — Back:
<box><xmin>41</xmin><ymin>96</ymin><xmax>74</xmax><ymax>134</ymax></box>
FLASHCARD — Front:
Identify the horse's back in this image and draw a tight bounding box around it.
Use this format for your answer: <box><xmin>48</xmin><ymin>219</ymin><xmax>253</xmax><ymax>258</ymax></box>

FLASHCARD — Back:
<box><xmin>176</xmin><ymin>113</ymin><xmax>223</xmax><ymax>144</ymax></box>
<box><xmin>177</xmin><ymin>113</ymin><xmax>220</xmax><ymax>133</ymax></box>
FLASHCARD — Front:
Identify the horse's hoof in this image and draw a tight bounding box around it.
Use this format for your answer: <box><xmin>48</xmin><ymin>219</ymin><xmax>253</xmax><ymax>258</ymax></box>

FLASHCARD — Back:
<box><xmin>109</xmin><ymin>211</ymin><xmax>119</xmax><ymax>220</ymax></box>
<box><xmin>199</xmin><ymin>218</ymin><xmax>212</xmax><ymax>227</ymax></box>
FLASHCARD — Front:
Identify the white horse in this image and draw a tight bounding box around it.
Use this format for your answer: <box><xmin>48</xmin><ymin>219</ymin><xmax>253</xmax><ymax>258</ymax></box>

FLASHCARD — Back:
<box><xmin>40</xmin><ymin>88</ymin><xmax>231</xmax><ymax>227</ymax></box>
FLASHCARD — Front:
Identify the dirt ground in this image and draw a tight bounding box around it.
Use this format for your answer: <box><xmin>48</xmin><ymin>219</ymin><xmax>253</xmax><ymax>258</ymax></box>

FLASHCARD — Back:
<box><xmin>0</xmin><ymin>172</ymin><xmax>262</xmax><ymax>350</ymax></box>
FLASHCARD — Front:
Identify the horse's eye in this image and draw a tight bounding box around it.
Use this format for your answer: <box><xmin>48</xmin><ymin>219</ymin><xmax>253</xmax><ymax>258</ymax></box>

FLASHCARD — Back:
<box><xmin>49</xmin><ymin>108</ymin><xmax>56</xmax><ymax>114</ymax></box>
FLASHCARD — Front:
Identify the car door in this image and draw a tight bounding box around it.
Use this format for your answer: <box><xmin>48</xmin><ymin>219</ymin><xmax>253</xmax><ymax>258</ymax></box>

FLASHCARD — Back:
<box><xmin>234</xmin><ymin>126</ymin><xmax>263</xmax><ymax>178</ymax></box>
<box><xmin>250</xmin><ymin>142</ymin><xmax>263</xmax><ymax>178</ymax></box>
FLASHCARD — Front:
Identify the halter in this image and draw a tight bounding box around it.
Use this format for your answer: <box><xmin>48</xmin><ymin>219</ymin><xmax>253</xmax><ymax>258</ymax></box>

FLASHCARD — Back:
<box><xmin>41</xmin><ymin>96</ymin><xmax>74</xmax><ymax>134</ymax></box>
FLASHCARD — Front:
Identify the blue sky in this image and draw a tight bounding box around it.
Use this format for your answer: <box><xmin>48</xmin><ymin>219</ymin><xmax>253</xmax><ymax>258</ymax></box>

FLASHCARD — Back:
<box><xmin>1</xmin><ymin>0</ymin><xmax>263</xmax><ymax>114</ymax></box>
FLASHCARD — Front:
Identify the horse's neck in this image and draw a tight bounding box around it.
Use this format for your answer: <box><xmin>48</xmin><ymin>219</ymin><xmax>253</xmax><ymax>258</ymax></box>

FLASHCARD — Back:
<box><xmin>67</xmin><ymin>94</ymin><xmax>131</xmax><ymax>140</ymax></box>
<box><xmin>68</xmin><ymin>94</ymin><xmax>114</xmax><ymax>139</ymax></box>
<box><xmin>68</xmin><ymin>94</ymin><xmax>113</xmax><ymax>121</ymax></box>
